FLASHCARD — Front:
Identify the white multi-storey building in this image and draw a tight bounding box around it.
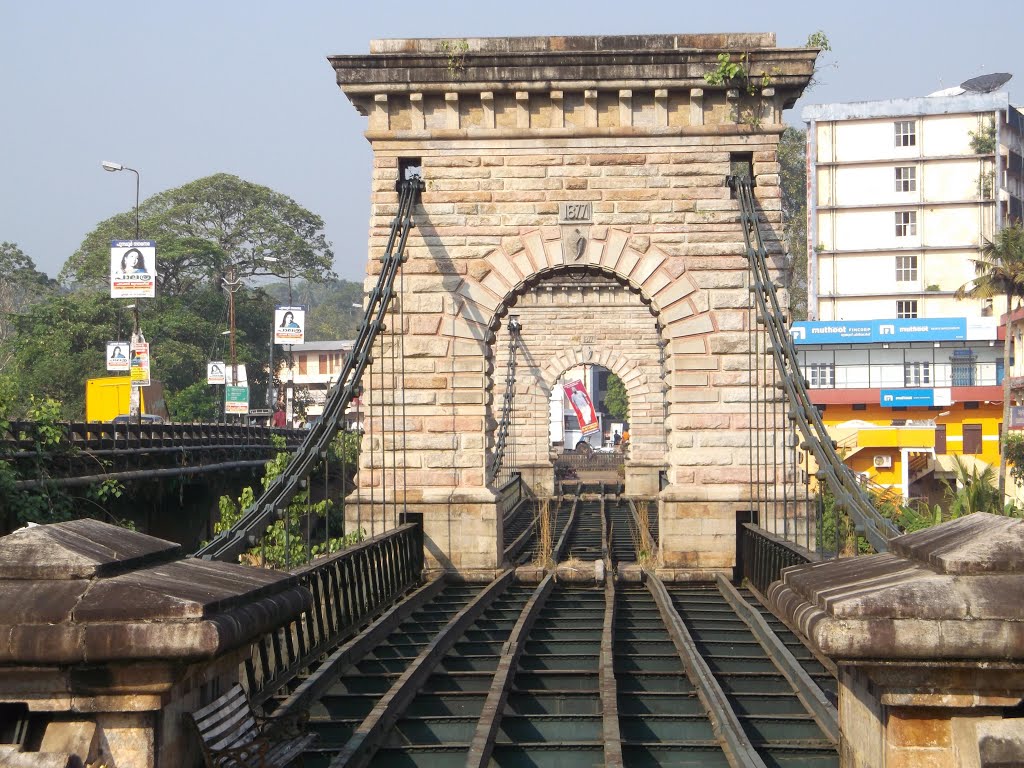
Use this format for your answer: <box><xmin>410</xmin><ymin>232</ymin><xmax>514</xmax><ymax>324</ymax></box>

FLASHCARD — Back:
<box><xmin>803</xmin><ymin>91</ymin><xmax>1023</xmax><ymax>322</ymax></box>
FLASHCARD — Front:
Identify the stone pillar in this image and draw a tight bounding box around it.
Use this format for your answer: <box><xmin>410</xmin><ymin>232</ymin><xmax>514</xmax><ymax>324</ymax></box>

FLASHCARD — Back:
<box><xmin>331</xmin><ymin>35</ymin><xmax>818</xmax><ymax>576</ymax></box>
<box><xmin>0</xmin><ymin>519</ymin><xmax>311</xmax><ymax>768</ymax></box>
<box><xmin>769</xmin><ymin>513</ymin><xmax>1024</xmax><ymax>767</ymax></box>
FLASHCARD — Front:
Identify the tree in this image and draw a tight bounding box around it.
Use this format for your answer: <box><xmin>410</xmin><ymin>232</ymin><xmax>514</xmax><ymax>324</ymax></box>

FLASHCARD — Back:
<box><xmin>941</xmin><ymin>456</ymin><xmax>1003</xmax><ymax>517</ymax></box>
<box><xmin>2</xmin><ymin>286</ymin><xmax>276</xmax><ymax>419</ymax></box>
<box><xmin>0</xmin><ymin>243</ymin><xmax>55</xmax><ymax>371</ymax></box>
<box><xmin>60</xmin><ymin>174</ymin><xmax>336</xmax><ymax>295</ymax></box>
<box><xmin>956</xmin><ymin>222</ymin><xmax>1024</xmax><ymax>500</ymax></box>
<box><xmin>778</xmin><ymin>128</ymin><xmax>809</xmax><ymax>320</ymax></box>
<box><xmin>605</xmin><ymin>372</ymin><xmax>628</xmax><ymax>421</ymax></box>
<box><xmin>267</xmin><ymin>278</ymin><xmax>365</xmax><ymax>340</ymax></box>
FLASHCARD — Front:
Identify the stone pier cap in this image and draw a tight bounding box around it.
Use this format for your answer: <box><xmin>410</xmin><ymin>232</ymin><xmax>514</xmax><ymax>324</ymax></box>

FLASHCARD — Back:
<box><xmin>330</xmin><ymin>33</ymin><xmax>817</xmax><ymax>108</ymax></box>
<box><xmin>768</xmin><ymin>513</ymin><xmax>1024</xmax><ymax>660</ymax></box>
<box><xmin>0</xmin><ymin>519</ymin><xmax>311</xmax><ymax>664</ymax></box>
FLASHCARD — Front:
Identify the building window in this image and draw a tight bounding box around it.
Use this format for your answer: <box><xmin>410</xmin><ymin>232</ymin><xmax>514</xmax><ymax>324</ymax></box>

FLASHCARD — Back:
<box><xmin>298</xmin><ymin>354</ymin><xmax>307</xmax><ymax>375</ymax></box>
<box><xmin>895</xmin><ymin>211</ymin><xmax>917</xmax><ymax>237</ymax></box>
<box><xmin>904</xmin><ymin>362</ymin><xmax>931</xmax><ymax>386</ymax></box>
<box><xmin>318</xmin><ymin>354</ymin><xmax>328</xmax><ymax>375</ymax></box>
<box><xmin>808</xmin><ymin>363</ymin><xmax>835</xmax><ymax>388</ymax></box>
<box><xmin>895</xmin><ymin>166</ymin><xmax>916</xmax><ymax>192</ymax></box>
<box><xmin>895</xmin><ymin>120</ymin><xmax>916</xmax><ymax>147</ymax></box>
<box><xmin>895</xmin><ymin>254</ymin><xmax>918</xmax><ymax>282</ymax></box>
<box><xmin>897</xmin><ymin>300</ymin><xmax>918</xmax><ymax>319</ymax></box>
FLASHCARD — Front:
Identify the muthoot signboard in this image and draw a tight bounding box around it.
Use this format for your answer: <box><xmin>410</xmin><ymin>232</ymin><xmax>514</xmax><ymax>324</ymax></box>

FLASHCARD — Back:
<box><xmin>110</xmin><ymin>240</ymin><xmax>156</xmax><ymax>298</ymax></box>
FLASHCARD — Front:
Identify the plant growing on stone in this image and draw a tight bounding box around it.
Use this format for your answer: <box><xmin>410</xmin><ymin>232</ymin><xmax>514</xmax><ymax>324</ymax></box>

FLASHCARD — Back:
<box><xmin>633</xmin><ymin>500</ymin><xmax>655</xmax><ymax>564</ymax></box>
<box><xmin>969</xmin><ymin>122</ymin><xmax>996</xmax><ymax>154</ymax></box>
<box><xmin>439</xmin><ymin>39</ymin><xmax>469</xmax><ymax>79</ymax></box>
<box><xmin>533</xmin><ymin>494</ymin><xmax>555</xmax><ymax>570</ymax></box>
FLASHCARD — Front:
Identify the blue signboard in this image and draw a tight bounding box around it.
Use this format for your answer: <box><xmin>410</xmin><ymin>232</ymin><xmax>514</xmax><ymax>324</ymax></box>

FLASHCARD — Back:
<box><xmin>880</xmin><ymin>389</ymin><xmax>934</xmax><ymax>407</ymax></box>
<box><xmin>791</xmin><ymin>318</ymin><xmax>970</xmax><ymax>345</ymax></box>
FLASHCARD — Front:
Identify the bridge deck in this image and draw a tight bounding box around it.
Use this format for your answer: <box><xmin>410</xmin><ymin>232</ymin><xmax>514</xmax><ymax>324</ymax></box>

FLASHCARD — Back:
<box><xmin>267</xmin><ymin>571</ymin><xmax>838</xmax><ymax>767</ymax></box>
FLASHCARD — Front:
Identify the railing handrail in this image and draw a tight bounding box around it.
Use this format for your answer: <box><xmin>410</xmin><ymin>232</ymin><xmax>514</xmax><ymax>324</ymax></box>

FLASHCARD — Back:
<box><xmin>246</xmin><ymin>522</ymin><xmax>423</xmax><ymax>706</ymax></box>
<box><xmin>288</xmin><ymin>522</ymin><xmax>418</xmax><ymax>578</ymax></box>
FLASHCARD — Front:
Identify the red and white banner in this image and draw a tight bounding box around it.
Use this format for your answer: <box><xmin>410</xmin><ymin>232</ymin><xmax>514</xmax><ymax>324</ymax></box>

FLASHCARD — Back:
<box><xmin>563</xmin><ymin>379</ymin><xmax>600</xmax><ymax>435</ymax></box>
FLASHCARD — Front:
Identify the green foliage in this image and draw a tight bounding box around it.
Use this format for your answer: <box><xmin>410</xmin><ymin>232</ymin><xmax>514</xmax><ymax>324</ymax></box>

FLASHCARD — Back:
<box><xmin>439</xmin><ymin>39</ymin><xmax>469</xmax><ymax>78</ymax></box>
<box><xmin>942</xmin><ymin>456</ymin><xmax>1003</xmax><ymax>516</ymax></box>
<box><xmin>704</xmin><ymin>53</ymin><xmax>774</xmax><ymax>96</ymax></box>
<box><xmin>605</xmin><ymin>373</ymin><xmax>628</xmax><ymax>421</ymax></box>
<box><xmin>166</xmin><ymin>381</ymin><xmax>221</xmax><ymax>422</ymax></box>
<box><xmin>0</xmin><ymin>242</ymin><xmax>56</xmax><ymax>372</ymax></box>
<box><xmin>2</xmin><ymin>285</ymin><xmax>275</xmax><ymax>419</ymax></box>
<box><xmin>60</xmin><ymin>173</ymin><xmax>335</xmax><ymax>294</ymax></box>
<box><xmin>969</xmin><ymin>122</ymin><xmax>997</xmax><ymax>154</ymax></box>
<box><xmin>957</xmin><ymin>222</ymin><xmax>1024</xmax><ymax>497</ymax></box>
<box><xmin>1006</xmin><ymin>433</ymin><xmax>1024</xmax><ymax>489</ymax></box>
<box><xmin>705</xmin><ymin>52</ymin><xmax>747</xmax><ymax>86</ymax></box>
<box><xmin>266</xmin><ymin>278</ymin><xmax>365</xmax><ymax>341</ymax></box>
<box><xmin>805</xmin><ymin>31</ymin><xmax>832</xmax><ymax>51</ymax></box>
<box><xmin>977</xmin><ymin>170</ymin><xmax>995</xmax><ymax>199</ymax></box>
<box><xmin>216</xmin><ymin>435</ymin><xmax>363</xmax><ymax>568</ymax></box>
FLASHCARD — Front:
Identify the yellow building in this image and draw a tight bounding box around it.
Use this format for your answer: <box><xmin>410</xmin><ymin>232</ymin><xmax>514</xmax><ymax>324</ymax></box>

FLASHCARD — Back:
<box><xmin>794</xmin><ymin>317</ymin><xmax>1004</xmax><ymax>504</ymax></box>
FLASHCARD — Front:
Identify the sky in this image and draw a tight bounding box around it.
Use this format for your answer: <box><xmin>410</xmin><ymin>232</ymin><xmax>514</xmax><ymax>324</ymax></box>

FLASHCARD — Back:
<box><xmin>1</xmin><ymin>0</ymin><xmax>1019</xmax><ymax>281</ymax></box>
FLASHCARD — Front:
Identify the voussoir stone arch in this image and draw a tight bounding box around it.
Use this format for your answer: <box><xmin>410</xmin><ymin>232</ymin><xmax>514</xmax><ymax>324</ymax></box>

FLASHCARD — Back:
<box><xmin>439</xmin><ymin>226</ymin><xmax>704</xmax><ymax>341</ymax></box>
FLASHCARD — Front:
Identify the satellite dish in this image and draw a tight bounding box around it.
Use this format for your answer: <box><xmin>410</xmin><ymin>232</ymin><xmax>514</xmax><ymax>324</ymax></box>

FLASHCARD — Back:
<box><xmin>960</xmin><ymin>73</ymin><xmax>1012</xmax><ymax>93</ymax></box>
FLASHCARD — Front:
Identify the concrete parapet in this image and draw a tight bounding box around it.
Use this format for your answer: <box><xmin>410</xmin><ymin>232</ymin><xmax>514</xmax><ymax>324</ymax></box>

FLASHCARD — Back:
<box><xmin>769</xmin><ymin>513</ymin><xmax>1024</xmax><ymax>768</ymax></box>
<box><xmin>0</xmin><ymin>519</ymin><xmax>310</xmax><ymax>767</ymax></box>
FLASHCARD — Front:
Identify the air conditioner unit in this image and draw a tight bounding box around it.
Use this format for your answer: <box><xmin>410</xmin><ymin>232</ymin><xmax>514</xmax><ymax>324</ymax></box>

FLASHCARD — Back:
<box><xmin>873</xmin><ymin>455</ymin><xmax>893</xmax><ymax>469</ymax></box>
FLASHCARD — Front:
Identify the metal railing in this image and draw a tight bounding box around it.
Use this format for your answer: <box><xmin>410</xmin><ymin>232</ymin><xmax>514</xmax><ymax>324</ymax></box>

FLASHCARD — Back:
<box><xmin>2</xmin><ymin>420</ymin><xmax>305</xmax><ymax>457</ymax></box>
<box><xmin>245</xmin><ymin>522</ymin><xmax>423</xmax><ymax>707</ymax></box>
<box><xmin>739</xmin><ymin>523</ymin><xmax>818</xmax><ymax>596</ymax></box>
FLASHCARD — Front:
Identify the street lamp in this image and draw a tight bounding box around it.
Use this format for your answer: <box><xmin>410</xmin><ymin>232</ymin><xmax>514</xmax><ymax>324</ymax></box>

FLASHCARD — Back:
<box><xmin>101</xmin><ymin>161</ymin><xmax>140</xmax><ymax>239</ymax></box>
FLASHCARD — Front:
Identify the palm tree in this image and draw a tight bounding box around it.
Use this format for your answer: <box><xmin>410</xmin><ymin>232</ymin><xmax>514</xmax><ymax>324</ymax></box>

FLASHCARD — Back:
<box><xmin>956</xmin><ymin>222</ymin><xmax>1024</xmax><ymax>501</ymax></box>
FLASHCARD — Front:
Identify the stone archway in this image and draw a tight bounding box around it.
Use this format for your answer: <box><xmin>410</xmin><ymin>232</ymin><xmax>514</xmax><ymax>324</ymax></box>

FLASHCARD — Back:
<box><xmin>486</xmin><ymin>268</ymin><xmax>671</xmax><ymax>497</ymax></box>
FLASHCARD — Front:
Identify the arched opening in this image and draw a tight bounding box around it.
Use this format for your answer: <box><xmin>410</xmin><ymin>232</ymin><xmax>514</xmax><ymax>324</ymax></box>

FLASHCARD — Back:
<box><xmin>487</xmin><ymin>268</ymin><xmax>669</xmax><ymax>496</ymax></box>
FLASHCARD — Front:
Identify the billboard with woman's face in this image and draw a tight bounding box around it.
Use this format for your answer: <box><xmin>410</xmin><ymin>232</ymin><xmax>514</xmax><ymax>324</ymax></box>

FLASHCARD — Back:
<box><xmin>110</xmin><ymin>240</ymin><xmax>156</xmax><ymax>298</ymax></box>
<box><xmin>274</xmin><ymin>306</ymin><xmax>305</xmax><ymax>345</ymax></box>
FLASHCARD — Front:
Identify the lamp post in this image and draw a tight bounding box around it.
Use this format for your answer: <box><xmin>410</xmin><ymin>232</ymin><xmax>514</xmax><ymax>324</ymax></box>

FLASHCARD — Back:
<box><xmin>101</xmin><ymin>161</ymin><xmax>140</xmax><ymax>239</ymax></box>
<box><xmin>104</xmin><ymin>160</ymin><xmax>143</xmax><ymax>422</ymax></box>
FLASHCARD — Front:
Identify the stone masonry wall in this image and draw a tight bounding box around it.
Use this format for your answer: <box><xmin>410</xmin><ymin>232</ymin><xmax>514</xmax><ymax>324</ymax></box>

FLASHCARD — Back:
<box><xmin>333</xmin><ymin>36</ymin><xmax>815</xmax><ymax>575</ymax></box>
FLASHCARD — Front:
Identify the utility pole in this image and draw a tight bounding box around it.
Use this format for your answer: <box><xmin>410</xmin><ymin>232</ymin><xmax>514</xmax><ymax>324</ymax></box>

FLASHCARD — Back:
<box><xmin>129</xmin><ymin>304</ymin><xmax>143</xmax><ymax>420</ymax></box>
<box><xmin>222</xmin><ymin>265</ymin><xmax>242</xmax><ymax>418</ymax></box>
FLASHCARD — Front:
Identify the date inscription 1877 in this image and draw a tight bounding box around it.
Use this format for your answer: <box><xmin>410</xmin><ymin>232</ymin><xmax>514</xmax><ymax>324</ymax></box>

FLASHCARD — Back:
<box><xmin>558</xmin><ymin>202</ymin><xmax>593</xmax><ymax>224</ymax></box>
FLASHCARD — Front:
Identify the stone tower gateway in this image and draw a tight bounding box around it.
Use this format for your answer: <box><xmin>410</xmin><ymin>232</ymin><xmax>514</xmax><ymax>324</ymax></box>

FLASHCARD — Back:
<box><xmin>330</xmin><ymin>35</ymin><xmax>816</xmax><ymax>577</ymax></box>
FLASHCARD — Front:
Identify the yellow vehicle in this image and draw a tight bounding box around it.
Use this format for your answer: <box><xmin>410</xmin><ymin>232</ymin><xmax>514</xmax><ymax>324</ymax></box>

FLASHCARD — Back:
<box><xmin>85</xmin><ymin>377</ymin><xmax>167</xmax><ymax>423</ymax></box>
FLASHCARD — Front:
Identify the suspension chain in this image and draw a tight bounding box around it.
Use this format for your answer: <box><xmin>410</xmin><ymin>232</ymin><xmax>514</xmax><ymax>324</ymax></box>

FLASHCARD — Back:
<box><xmin>729</xmin><ymin>175</ymin><xmax>898</xmax><ymax>552</ymax></box>
<box><xmin>195</xmin><ymin>176</ymin><xmax>424</xmax><ymax>561</ymax></box>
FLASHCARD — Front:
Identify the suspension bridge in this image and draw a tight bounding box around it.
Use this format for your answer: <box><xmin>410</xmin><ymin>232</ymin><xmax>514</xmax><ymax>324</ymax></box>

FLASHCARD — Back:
<box><xmin>1</xmin><ymin>33</ymin><xmax>1021</xmax><ymax>768</ymax></box>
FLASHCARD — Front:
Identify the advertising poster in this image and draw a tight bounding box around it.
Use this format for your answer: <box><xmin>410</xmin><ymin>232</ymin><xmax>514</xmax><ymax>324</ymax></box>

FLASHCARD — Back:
<box><xmin>207</xmin><ymin>361</ymin><xmax>225</xmax><ymax>385</ymax></box>
<box><xmin>274</xmin><ymin>305</ymin><xmax>305</xmax><ymax>345</ymax></box>
<box><xmin>110</xmin><ymin>240</ymin><xmax>156</xmax><ymax>298</ymax></box>
<box><xmin>130</xmin><ymin>342</ymin><xmax>151</xmax><ymax>386</ymax></box>
<box><xmin>106</xmin><ymin>341</ymin><xmax>129</xmax><ymax>372</ymax></box>
<box><xmin>225</xmin><ymin>385</ymin><xmax>249</xmax><ymax>415</ymax></box>
<box><xmin>562</xmin><ymin>379</ymin><xmax>600</xmax><ymax>435</ymax></box>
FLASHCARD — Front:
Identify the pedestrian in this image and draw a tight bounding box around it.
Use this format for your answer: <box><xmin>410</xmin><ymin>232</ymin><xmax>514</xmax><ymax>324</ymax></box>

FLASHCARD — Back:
<box><xmin>271</xmin><ymin>403</ymin><xmax>286</xmax><ymax>428</ymax></box>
